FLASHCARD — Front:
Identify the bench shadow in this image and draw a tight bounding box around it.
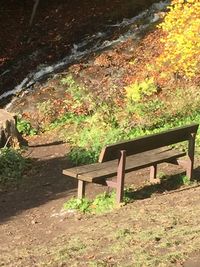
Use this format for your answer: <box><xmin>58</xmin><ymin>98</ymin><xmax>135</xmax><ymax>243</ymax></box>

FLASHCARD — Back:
<box><xmin>125</xmin><ymin>168</ymin><xmax>200</xmax><ymax>201</ymax></box>
<box><xmin>0</xmin><ymin>155</ymin><xmax>77</xmax><ymax>223</ymax></box>
<box><xmin>1</xmin><ymin>154</ymin><xmax>200</xmax><ymax>223</ymax></box>
<box><xmin>28</xmin><ymin>141</ymin><xmax>64</xmax><ymax>148</ymax></box>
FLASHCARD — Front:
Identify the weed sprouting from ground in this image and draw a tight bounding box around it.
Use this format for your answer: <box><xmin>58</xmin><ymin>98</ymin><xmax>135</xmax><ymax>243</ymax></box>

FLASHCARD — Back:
<box><xmin>63</xmin><ymin>191</ymin><xmax>131</xmax><ymax>214</ymax></box>
<box><xmin>17</xmin><ymin>117</ymin><xmax>37</xmax><ymax>136</ymax></box>
<box><xmin>178</xmin><ymin>175</ymin><xmax>191</xmax><ymax>186</ymax></box>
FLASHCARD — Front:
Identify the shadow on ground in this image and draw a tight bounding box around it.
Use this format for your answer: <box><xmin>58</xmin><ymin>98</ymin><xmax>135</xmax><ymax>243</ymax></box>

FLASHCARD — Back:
<box><xmin>125</xmin><ymin>168</ymin><xmax>200</xmax><ymax>201</ymax></box>
<box><xmin>0</xmin><ymin>154</ymin><xmax>77</xmax><ymax>223</ymax></box>
<box><xmin>1</xmin><ymin>143</ymin><xmax>200</xmax><ymax>224</ymax></box>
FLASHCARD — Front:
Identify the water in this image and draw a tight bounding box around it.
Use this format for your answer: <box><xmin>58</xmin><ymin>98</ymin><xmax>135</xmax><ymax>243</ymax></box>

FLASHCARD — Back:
<box><xmin>3</xmin><ymin>0</ymin><xmax>169</xmax><ymax>108</ymax></box>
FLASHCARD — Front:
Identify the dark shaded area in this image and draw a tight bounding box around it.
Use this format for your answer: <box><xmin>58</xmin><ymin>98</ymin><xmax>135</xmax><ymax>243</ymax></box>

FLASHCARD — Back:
<box><xmin>0</xmin><ymin>0</ymin><xmax>160</xmax><ymax>102</ymax></box>
<box><xmin>28</xmin><ymin>140</ymin><xmax>64</xmax><ymax>148</ymax></box>
<box><xmin>126</xmin><ymin>168</ymin><xmax>200</xmax><ymax>201</ymax></box>
<box><xmin>0</xmin><ymin>155</ymin><xmax>77</xmax><ymax>223</ymax></box>
<box><xmin>1</xmin><ymin>157</ymin><xmax>200</xmax><ymax>223</ymax></box>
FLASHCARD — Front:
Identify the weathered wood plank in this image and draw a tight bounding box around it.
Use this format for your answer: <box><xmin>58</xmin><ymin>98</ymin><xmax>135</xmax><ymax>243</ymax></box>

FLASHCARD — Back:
<box><xmin>63</xmin><ymin>147</ymin><xmax>186</xmax><ymax>182</ymax></box>
<box><xmin>98</xmin><ymin>124</ymin><xmax>198</xmax><ymax>162</ymax></box>
<box><xmin>63</xmin><ymin>147</ymin><xmax>166</xmax><ymax>178</ymax></box>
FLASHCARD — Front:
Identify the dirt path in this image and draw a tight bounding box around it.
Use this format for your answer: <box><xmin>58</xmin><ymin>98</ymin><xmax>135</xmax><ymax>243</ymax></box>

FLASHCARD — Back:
<box><xmin>1</xmin><ymin>133</ymin><xmax>200</xmax><ymax>266</ymax></box>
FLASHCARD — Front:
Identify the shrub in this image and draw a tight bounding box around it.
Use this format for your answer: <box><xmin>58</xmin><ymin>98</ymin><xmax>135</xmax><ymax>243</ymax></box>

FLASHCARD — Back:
<box><xmin>17</xmin><ymin>118</ymin><xmax>37</xmax><ymax>136</ymax></box>
<box><xmin>61</xmin><ymin>74</ymin><xmax>95</xmax><ymax>115</ymax></box>
<box><xmin>63</xmin><ymin>191</ymin><xmax>129</xmax><ymax>214</ymax></box>
<box><xmin>67</xmin><ymin>121</ymin><xmax>125</xmax><ymax>164</ymax></box>
<box><xmin>125</xmin><ymin>78</ymin><xmax>157</xmax><ymax>103</ymax></box>
<box><xmin>158</xmin><ymin>0</ymin><xmax>200</xmax><ymax>78</ymax></box>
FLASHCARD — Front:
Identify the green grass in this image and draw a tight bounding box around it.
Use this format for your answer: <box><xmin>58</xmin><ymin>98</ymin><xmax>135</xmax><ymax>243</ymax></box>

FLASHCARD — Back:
<box><xmin>66</xmin><ymin>110</ymin><xmax>200</xmax><ymax>165</ymax></box>
<box><xmin>63</xmin><ymin>191</ymin><xmax>131</xmax><ymax>214</ymax></box>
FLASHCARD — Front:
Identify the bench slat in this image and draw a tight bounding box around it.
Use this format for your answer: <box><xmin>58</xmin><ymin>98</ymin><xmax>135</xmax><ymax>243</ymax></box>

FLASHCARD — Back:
<box><xmin>63</xmin><ymin>147</ymin><xmax>186</xmax><ymax>182</ymax></box>
<box><xmin>99</xmin><ymin>124</ymin><xmax>198</xmax><ymax>162</ymax></box>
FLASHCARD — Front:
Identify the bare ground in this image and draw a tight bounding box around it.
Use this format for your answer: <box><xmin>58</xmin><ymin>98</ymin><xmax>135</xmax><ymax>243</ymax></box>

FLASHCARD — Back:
<box><xmin>1</xmin><ymin>133</ymin><xmax>200</xmax><ymax>267</ymax></box>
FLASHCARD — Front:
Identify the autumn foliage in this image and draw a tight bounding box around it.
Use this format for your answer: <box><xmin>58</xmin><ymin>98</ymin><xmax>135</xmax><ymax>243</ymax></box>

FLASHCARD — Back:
<box><xmin>158</xmin><ymin>0</ymin><xmax>200</xmax><ymax>78</ymax></box>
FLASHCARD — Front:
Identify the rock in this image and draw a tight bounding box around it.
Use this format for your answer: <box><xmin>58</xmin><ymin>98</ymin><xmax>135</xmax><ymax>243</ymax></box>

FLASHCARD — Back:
<box><xmin>0</xmin><ymin>109</ymin><xmax>27</xmax><ymax>148</ymax></box>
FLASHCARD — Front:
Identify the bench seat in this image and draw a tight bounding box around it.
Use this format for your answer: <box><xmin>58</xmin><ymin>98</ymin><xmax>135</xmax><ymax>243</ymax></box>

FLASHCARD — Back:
<box><xmin>63</xmin><ymin>147</ymin><xmax>186</xmax><ymax>183</ymax></box>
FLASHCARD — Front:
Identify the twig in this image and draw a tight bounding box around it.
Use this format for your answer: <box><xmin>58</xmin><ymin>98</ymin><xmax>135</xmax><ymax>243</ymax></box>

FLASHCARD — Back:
<box><xmin>3</xmin><ymin>136</ymin><xmax>11</xmax><ymax>148</ymax></box>
<box><xmin>29</xmin><ymin>0</ymin><xmax>40</xmax><ymax>26</ymax></box>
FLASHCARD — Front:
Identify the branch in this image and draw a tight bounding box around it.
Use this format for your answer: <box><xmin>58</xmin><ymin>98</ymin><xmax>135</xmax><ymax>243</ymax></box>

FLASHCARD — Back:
<box><xmin>29</xmin><ymin>0</ymin><xmax>40</xmax><ymax>26</ymax></box>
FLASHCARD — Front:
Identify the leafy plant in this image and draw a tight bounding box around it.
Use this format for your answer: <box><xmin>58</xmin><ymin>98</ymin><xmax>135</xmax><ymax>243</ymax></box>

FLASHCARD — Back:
<box><xmin>91</xmin><ymin>191</ymin><xmax>116</xmax><ymax>214</ymax></box>
<box><xmin>125</xmin><ymin>78</ymin><xmax>157</xmax><ymax>103</ymax></box>
<box><xmin>67</xmin><ymin>122</ymin><xmax>125</xmax><ymax>164</ymax></box>
<box><xmin>17</xmin><ymin>118</ymin><xmax>37</xmax><ymax>136</ymax></box>
<box><xmin>61</xmin><ymin>74</ymin><xmax>95</xmax><ymax>115</ymax></box>
<box><xmin>63</xmin><ymin>191</ymin><xmax>131</xmax><ymax>214</ymax></box>
<box><xmin>0</xmin><ymin>148</ymin><xmax>29</xmax><ymax>185</ymax></box>
<box><xmin>66</xmin><ymin>108</ymin><xmax>200</xmax><ymax>165</ymax></box>
<box><xmin>68</xmin><ymin>147</ymin><xmax>98</xmax><ymax>165</ymax></box>
<box><xmin>179</xmin><ymin>175</ymin><xmax>191</xmax><ymax>186</ymax></box>
<box><xmin>64</xmin><ymin>197</ymin><xmax>92</xmax><ymax>213</ymax></box>
<box><xmin>157</xmin><ymin>0</ymin><xmax>200</xmax><ymax>78</ymax></box>
<box><xmin>46</xmin><ymin>113</ymin><xmax>87</xmax><ymax>131</ymax></box>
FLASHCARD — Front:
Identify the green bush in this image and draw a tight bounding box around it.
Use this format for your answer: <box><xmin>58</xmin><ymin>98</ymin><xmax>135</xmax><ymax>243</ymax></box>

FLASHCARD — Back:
<box><xmin>67</xmin><ymin>110</ymin><xmax>200</xmax><ymax>165</ymax></box>
<box><xmin>67</xmin><ymin>121</ymin><xmax>125</xmax><ymax>164</ymax></box>
<box><xmin>125</xmin><ymin>78</ymin><xmax>157</xmax><ymax>103</ymax></box>
<box><xmin>63</xmin><ymin>191</ymin><xmax>128</xmax><ymax>214</ymax></box>
<box><xmin>17</xmin><ymin>118</ymin><xmax>37</xmax><ymax>136</ymax></box>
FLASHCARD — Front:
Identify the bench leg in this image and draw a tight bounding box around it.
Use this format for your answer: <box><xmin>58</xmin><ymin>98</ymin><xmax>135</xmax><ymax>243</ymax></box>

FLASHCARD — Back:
<box><xmin>186</xmin><ymin>133</ymin><xmax>196</xmax><ymax>180</ymax></box>
<box><xmin>116</xmin><ymin>150</ymin><xmax>126</xmax><ymax>204</ymax></box>
<box><xmin>150</xmin><ymin>165</ymin><xmax>160</xmax><ymax>184</ymax></box>
<box><xmin>77</xmin><ymin>180</ymin><xmax>86</xmax><ymax>199</ymax></box>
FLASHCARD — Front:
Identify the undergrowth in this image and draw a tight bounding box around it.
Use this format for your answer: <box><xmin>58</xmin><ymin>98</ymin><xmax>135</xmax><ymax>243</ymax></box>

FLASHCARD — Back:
<box><xmin>63</xmin><ymin>191</ymin><xmax>131</xmax><ymax>214</ymax></box>
<box><xmin>39</xmin><ymin>75</ymin><xmax>200</xmax><ymax>165</ymax></box>
<box><xmin>66</xmin><ymin>104</ymin><xmax>200</xmax><ymax>165</ymax></box>
<box><xmin>157</xmin><ymin>0</ymin><xmax>200</xmax><ymax>78</ymax></box>
<box><xmin>17</xmin><ymin>117</ymin><xmax>37</xmax><ymax>136</ymax></box>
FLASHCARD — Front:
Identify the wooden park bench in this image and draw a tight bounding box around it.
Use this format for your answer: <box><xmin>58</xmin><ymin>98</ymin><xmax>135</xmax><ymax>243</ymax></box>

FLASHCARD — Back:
<box><xmin>63</xmin><ymin>123</ymin><xmax>199</xmax><ymax>204</ymax></box>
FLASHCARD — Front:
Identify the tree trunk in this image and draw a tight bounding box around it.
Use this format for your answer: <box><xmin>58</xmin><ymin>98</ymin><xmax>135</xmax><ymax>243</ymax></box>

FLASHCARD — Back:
<box><xmin>0</xmin><ymin>109</ymin><xmax>27</xmax><ymax>148</ymax></box>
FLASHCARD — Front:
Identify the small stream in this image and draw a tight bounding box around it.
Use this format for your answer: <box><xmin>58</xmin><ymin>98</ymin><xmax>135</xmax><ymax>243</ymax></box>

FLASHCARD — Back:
<box><xmin>2</xmin><ymin>0</ymin><xmax>169</xmax><ymax>108</ymax></box>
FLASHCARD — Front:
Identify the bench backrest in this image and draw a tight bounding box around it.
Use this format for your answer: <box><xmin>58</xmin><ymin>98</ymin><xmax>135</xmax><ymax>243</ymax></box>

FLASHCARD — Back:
<box><xmin>99</xmin><ymin>123</ymin><xmax>199</xmax><ymax>163</ymax></box>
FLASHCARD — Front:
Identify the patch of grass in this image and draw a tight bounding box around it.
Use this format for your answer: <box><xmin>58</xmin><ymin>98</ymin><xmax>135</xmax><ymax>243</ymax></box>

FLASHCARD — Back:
<box><xmin>4</xmin><ymin>197</ymin><xmax>200</xmax><ymax>267</ymax></box>
<box><xmin>63</xmin><ymin>191</ymin><xmax>131</xmax><ymax>214</ymax></box>
<box><xmin>32</xmin><ymin>72</ymin><xmax>200</xmax><ymax>167</ymax></box>
<box><xmin>115</xmin><ymin>228</ymin><xmax>132</xmax><ymax>240</ymax></box>
<box><xmin>67</xmin><ymin>122</ymin><xmax>125</xmax><ymax>164</ymax></box>
<box><xmin>57</xmin><ymin>238</ymin><xmax>87</xmax><ymax>260</ymax></box>
<box><xmin>46</xmin><ymin>112</ymin><xmax>87</xmax><ymax>131</ymax></box>
<box><xmin>64</xmin><ymin>197</ymin><xmax>92</xmax><ymax>213</ymax></box>
<box><xmin>179</xmin><ymin>175</ymin><xmax>191</xmax><ymax>186</ymax></box>
<box><xmin>66</xmin><ymin>109</ymin><xmax>200</xmax><ymax>165</ymax></box>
